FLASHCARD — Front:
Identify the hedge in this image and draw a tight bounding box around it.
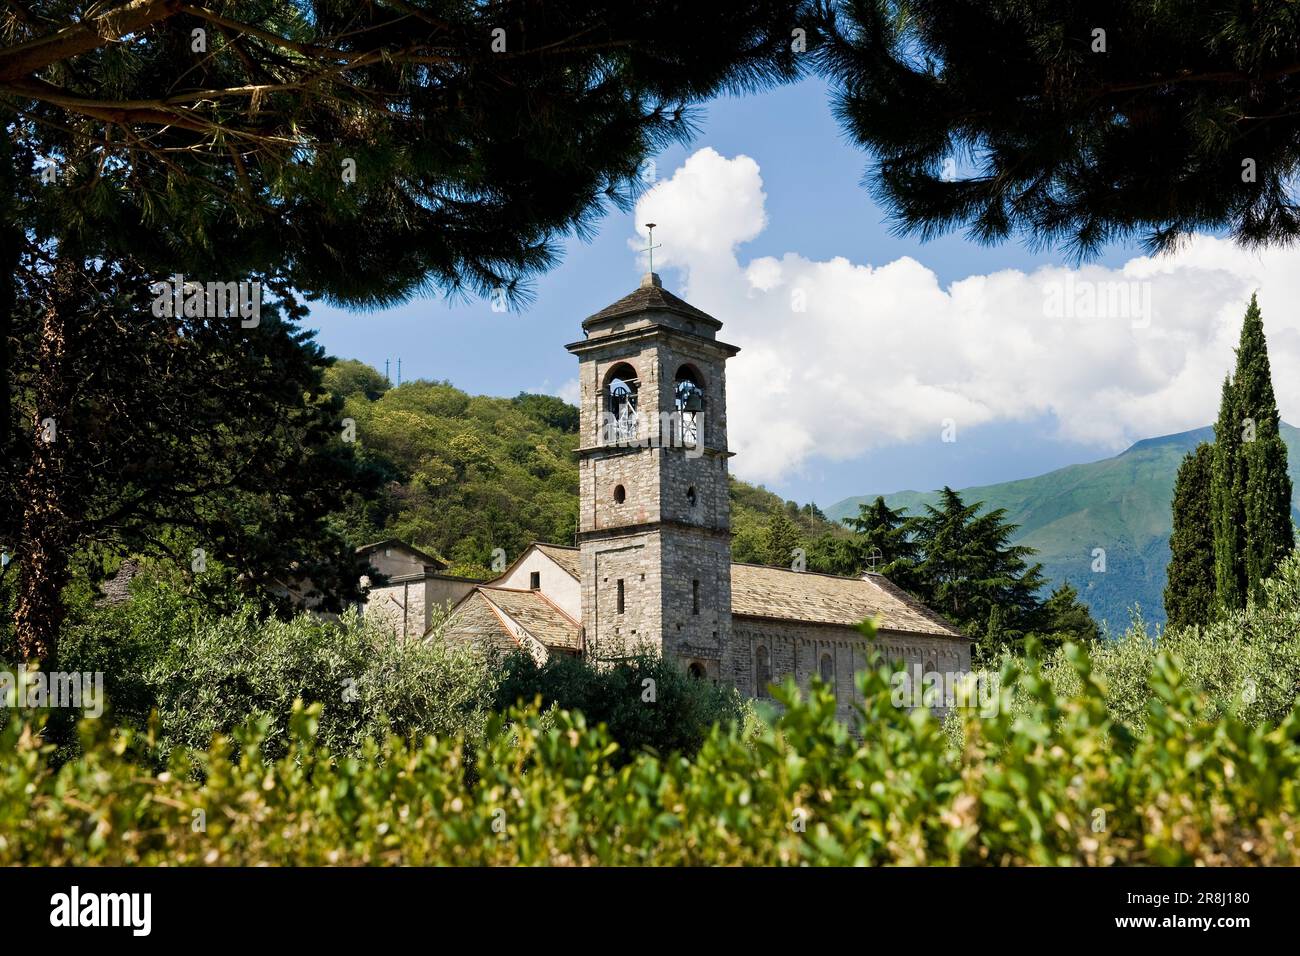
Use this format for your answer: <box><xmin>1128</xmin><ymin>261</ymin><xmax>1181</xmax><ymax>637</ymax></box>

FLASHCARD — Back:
<box><xmin>4</xmin><ymin>642</ymin><xmax>1298</xmax><ymax>865</ymax></box>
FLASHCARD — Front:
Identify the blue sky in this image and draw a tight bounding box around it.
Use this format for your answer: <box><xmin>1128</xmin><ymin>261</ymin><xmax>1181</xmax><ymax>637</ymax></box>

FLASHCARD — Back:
<box><xmin>303</xmin><ymin>77</ymin><xmax>1278</xmax><ymax>511</ymax></box>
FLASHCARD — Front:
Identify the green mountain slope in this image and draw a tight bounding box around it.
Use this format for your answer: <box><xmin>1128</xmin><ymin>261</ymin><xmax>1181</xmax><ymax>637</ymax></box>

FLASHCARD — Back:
<box><xmin>825</xmin><ymin>425</ymin><xmax>1300</xmax><ymax>629</ymax></box>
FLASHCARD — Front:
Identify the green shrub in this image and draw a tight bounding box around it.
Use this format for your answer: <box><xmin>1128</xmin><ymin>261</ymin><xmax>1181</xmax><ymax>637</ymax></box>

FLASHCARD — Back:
<box><xmin>27</xmin><ymin>576</ymin><xmax>497</xmax><ymax>763</ymax></box>
<box><xmin>5</xmin><ymin>640</ymin><xmax>1299</xmax><ymax>866</ymax></box>
<box><xmin>493</xmin><ymin>651</ymin><xmax>747</xmax><ymax>762</ymax></box>
<box><xmin>146</xmin><ymin>606</ymin><xmax>495</xmax><ymax>762</ymax></box>
<box><xmin>1036</xmin><ymin>552</ymin><xmax>1300</xmax><ymax>731</ymax></box>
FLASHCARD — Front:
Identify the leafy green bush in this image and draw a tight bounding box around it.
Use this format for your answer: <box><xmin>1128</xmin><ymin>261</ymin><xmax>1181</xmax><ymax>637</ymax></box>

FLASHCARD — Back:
<box><xmin>32</xmin><ymin>577</ymin><xmax>496</xmax><ymax>763</ymax></box>
<box><xmin>493</xmin><ymin>651</ymin><xmax>748</xmax><ymax>762</ymax></box>
<box><xmin>147</xmin><ymin>609</ymin><xmax>495</xmax><ymax>763</ymax></box>
<box><xmin>5</xmin><ymin>639</ymin><xmax>1299</xmax><ymax>865</ymax></box>
<box><xmin>1037</xmin><ymin>553</ymin><xmax>1300</xmax><ymax>731</ymax></box>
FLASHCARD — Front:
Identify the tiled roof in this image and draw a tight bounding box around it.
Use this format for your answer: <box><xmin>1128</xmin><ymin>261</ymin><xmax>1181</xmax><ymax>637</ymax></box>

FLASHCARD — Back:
<box><xmin>479</xmin><ymin>587</ymin><xmax>584</xmax><ymax>651</ymax></box>
<box><xmin>518</xmin><ymin>544</ymin><xmax>964</xmax><ymax>641</ymax></box>
<box><xmin>534</xmin><ymin>543</ymin><xmax>581</xmax><ymax>578</ymax></box>
<box><xmin>729</xmin><ymin>563</ymin><xmax>966</xmax><ymax>639</ymax></box>
<box><xmin>582</xmin><ymin>281</ymin><xmax>720</xmax><ymax>329</ymax></box>
<box><xmin>356</xmin><ymin>539</ymin><xmax>446</xmax><ymax>569</ymax></box>
<box><xmin>444</xmin><ymin>590</ymin><xmax>521</xmax><ymax>655</ymax></box>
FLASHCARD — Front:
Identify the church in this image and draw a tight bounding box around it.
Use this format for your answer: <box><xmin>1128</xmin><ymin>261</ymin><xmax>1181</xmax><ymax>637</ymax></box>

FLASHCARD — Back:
<box><xmin>364</xmin><ymin>270</ymin><xmax>970</xmax><ymax>715</ymax></box>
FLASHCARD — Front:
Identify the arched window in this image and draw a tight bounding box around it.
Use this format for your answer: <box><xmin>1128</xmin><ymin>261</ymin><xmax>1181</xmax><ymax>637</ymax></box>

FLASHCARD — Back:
<box><xmin>922</xmin><ymin>655</ymin><xmax>940</xmax><ymax>708</ymax></box>
<box><xmin>755</xmin><ymin>645</ymin><xmax>771</xmax><ymax>698</ymax></box>
<box><xmin>686</xmin><ymin>486</ymin><xmax>697</xmax><ymax>508</ymax></box>
<box><xmin>603</xmin><ymin>363</ymin><xmax>639</xmax><ymax>444</ymax></box>
<box><xmin>819</xmin><ymin>652</ymin><xmax>834</xmax><ymax>687</ymax></box>
<box><xmin>673</xmin><ymin>365</ymin><xmax>704</xmax><ymax>448</ymax></box>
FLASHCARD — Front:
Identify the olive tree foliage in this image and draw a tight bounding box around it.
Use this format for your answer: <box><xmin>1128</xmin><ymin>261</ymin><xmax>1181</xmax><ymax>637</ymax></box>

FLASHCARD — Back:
<box><xmin>42</xmin><ymin>572</ymin><xmax>493</xmax><ymax>762</ymax></box>
<box><xmin>1039</xmin><ymin>552</ymin><xmax>1300</xmax><ymax>732</ymax></box>
<box><xmin>9</xmin><ymin>641</ymin><xmax>1300</xmax><ymax>865</ymax></box>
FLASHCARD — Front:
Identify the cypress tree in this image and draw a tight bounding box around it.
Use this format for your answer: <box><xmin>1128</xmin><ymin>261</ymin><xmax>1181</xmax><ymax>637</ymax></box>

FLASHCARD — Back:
<box><xmin>1234</xmin><ymin>295</ymin><xmax>1295</xmax><ymax>601</ymax></box>
<box><xmin>1165</xmin><ymin>443</ymin><xmax>1217</xmax><ymax>630</ymax></box>
<box><xmin>1211</xmin><ymin>296</ymin><xmax>1295</xmax><ymax>612</ymax></box>
<box><xmin>1211</xmin><ymin>373</ymin><xmax>1245</xmax><ymax>609</ymax></box>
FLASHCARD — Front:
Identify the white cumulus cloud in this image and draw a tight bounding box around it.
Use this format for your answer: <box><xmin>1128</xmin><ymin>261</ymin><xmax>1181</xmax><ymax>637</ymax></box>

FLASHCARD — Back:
<box><xmin>632</xmin><ymin>149</ymin><xmax>1300</xmax><ymax>485</ymax></box>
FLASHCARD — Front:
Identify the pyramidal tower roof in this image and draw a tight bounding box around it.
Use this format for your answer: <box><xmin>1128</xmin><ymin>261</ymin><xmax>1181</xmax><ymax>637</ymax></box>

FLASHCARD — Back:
<box><xmin>581</xmin><ymin>272</ymin><xmax>722</xmax><ymax>333</ymax></box>
<box><xmin>571</xmin><ymin>273</ymin><xmax>736</xmax><ymax>358</ymax></box>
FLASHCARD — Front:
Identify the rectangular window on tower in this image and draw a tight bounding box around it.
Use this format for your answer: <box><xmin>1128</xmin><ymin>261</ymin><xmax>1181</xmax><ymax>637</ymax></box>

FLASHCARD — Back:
<box><xmin>617</xmin><ymin>579</ymin><xmax>625</xmax><ymax>614</ymax></box>
<box><xmin>692</xmin><ymin>579</ymin><xmax>700</xmax><ymax>615</ymax></box>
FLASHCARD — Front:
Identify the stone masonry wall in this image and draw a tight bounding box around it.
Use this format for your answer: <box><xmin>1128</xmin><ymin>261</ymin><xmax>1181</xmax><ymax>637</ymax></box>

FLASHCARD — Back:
<box><xmin>657</xmin><ymin>525</ymin><xmax>732</xmax><ymax>674</ymax></box>
<box><xmin>580</xmin><ymin>532</ymin><xmax>662</xmax><ymax>661</ymax></box>
<box><xmin>365</xmin><ymin>580</ymin><xmax>426</xmax><ymax>640</ymax></box>
<box><xmin>732</xmin><ymin>617</ymin><xmax>972</xmax><ymax>720</ymax></box>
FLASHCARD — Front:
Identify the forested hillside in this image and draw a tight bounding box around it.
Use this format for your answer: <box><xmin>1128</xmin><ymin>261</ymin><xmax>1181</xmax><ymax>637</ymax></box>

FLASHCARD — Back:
<box><xmin>326</xmin><ymin>361</ymin><xmax>845</xmax><ymax>578</ymax></box>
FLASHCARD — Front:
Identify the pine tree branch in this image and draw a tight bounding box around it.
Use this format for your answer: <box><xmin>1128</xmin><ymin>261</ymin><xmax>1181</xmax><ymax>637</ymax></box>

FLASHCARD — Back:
<box><xmin>0</xmin><ymin>0</ymin><xmax>181</xmax><ymax>83</ymax></box>
<box><xmin>6</xmin><ymin>74</ymin><xmax>308</xmax><ymax>112</ymax></box>
<box><xmin>1096</xmin><ymin>63</ymin><xmax>1300</xmax><ymax>97</ymax></box>
<box><xmin>4</xmin><ymin>76</ymin><xmax>209</xmax><ymax>130</ymax></box>
<box><xmin>180</xmin><ymin>3</ymin><xmax>380</xmax><ymax>64</ymax></box>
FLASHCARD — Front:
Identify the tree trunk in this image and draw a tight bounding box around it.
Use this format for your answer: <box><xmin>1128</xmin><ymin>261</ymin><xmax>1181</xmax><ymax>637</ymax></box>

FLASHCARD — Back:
<box><xmin>13</xmin><ymin>255</ymin><xmax>76</xmax><ymax>663</ymax></box>
<box><xmin>0</xmin><ymin>226</ymin><xmax>13</xmax><ymax>458</ymax></box>
<box><xmin>1</xmin><ymin>123</ymin><xmax>18</xmax><ymax>533</ymax></box>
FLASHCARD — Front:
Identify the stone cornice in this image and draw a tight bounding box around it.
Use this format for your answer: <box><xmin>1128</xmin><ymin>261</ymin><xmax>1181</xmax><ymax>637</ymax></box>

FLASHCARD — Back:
<box><xmin>574</xmin><ymin>442</ymin><xmax>734</xmax><ymax>460</ymax></box>
<box><xmin>565</xmin><ymin>324</ymin><xmax>740</xmax><ymax>359</ymax></box>
<box><xmin>576</xmin><ymin>521</ymin><xmax>733</xmax><ymax>543</ymax></box>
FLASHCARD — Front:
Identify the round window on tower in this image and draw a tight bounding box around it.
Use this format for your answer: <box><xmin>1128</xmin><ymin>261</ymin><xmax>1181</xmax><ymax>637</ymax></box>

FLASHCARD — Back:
<box><xmin>613</xmin><ymin>484</ymin><xmax>626</xmax><ymax>504</ymax></box>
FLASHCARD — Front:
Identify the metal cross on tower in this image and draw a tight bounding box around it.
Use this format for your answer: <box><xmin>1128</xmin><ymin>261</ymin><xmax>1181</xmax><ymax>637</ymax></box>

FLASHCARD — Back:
<box><xmin>641</xmin><ymin>222</ymin><xmax>661</xmax><ymax>274</ymax></box>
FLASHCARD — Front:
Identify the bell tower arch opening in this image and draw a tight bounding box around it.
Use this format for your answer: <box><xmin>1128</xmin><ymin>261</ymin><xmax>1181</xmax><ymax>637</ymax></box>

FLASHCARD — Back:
<box><xmin>673</xmin><ymin>364</ymin><xmax>704</xmax><ymax>449</ymax></box>
<box><xmin>603</xmin><ymin>362</ymin><xmax>640</xmax><ymax>446</ymax></box>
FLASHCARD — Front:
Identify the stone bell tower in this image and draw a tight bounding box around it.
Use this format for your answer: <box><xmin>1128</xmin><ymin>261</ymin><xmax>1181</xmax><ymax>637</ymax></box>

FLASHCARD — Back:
<box><xmin>566</xmin><ymin>271</ymin><xmax>739</xmax><ymax>679</ymax></box>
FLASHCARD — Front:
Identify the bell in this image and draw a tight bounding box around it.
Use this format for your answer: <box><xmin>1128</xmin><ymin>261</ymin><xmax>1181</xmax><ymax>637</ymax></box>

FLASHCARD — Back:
<box><xmin>682</xmin><ymin>391</ymin><xmax>703</xmax><ymax>413</ymax></box>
